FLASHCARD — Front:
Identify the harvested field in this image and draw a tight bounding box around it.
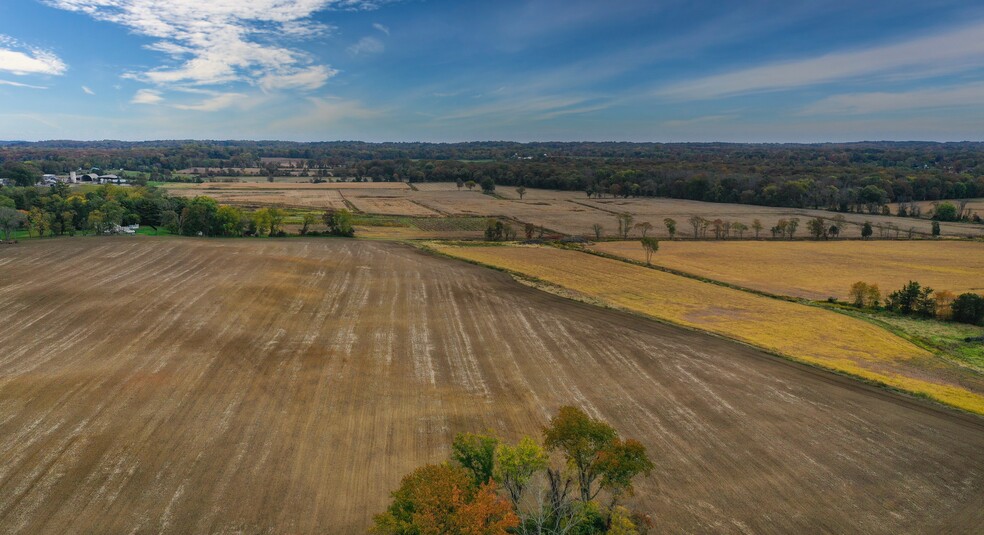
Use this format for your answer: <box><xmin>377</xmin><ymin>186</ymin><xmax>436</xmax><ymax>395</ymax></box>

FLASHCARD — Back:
<box><xmin>902</xmin><ymin>198</ymin><xmax>984</xmax><ymax>219</ymax></box>
<box><xmin>399</xmin><ymin>185</ymin><xmax>984</xmax><ymax>239</ymax></box>
<box><xmin>410</xmin><ymin>190</ymin><xmax>611</xmax><ymax>233</ymax></box>
<box><xmin>168</xmin><ymin>187</ymin><xmax>349</xmax><ymax>210</ymax></box>
<box><xmin>431</xmin><ymin>244</ymin><xmax>984</xmax><ymax>414</ymax></box>
<box><xmin>161</xmin><ymin>182</ymin><xmax>984</xmax><ymax>239</ymax></box>
<box><xmin>579</xmin><ymin>196</ymin><xmax>984</xmax><ymax>239</ymax></box>
<box><xmin>341</xmin><ymin>194</ymin><xmax>440</xmax><ymax>216</ymax></box>
<box><xmin>354</xmin><ymin>226</ymin><xmax>483</xmax><ymax>240</ymax></box>
<box><xmin>2</xmin><ymin>238</ymin><xmax>983</xmax><ymax>533</ymax></box>
<box><xmin>408</xmin><ymin>182</ymin><xmax>467</xmax><ymax>192</ymax></box>
<box><xmin>353</xmin><ymin>216</ymin><xmax>489</xmax><ymax>240</ymax></box>
<box><xmin>162</xmin><ymin>181</ymin><xmax>408</xmax><ymax>190</ymax></box>
<box><xmin>591</xmin><ymin>240</ymin><xmax>984</xmax><ymax>300</ymax></box>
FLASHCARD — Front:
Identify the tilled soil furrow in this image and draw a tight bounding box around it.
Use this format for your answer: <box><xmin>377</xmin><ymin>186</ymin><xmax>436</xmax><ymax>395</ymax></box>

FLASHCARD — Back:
<box><xmin>0</xmin><ymin>237</ymin><xmax>981</xmax><ymax>534</ymax></box>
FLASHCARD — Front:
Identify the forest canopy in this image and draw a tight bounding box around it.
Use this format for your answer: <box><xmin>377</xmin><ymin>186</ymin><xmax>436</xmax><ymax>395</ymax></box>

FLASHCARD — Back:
<box><xmin>2</xmin><ymin>141</ymin><xmax>983</xmax><ymax>210</ymax></box>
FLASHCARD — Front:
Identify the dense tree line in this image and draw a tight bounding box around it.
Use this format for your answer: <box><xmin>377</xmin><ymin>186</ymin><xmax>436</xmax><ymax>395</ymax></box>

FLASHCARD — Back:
<box><xmin>2</xmin><ymin>141</ymin><xmax>983</xmax><ymax>214</ymax></box>
<box><xmin>0</xmin><ymin>183</ymin><xmax>354</xmax><ymax>239</ymax></box>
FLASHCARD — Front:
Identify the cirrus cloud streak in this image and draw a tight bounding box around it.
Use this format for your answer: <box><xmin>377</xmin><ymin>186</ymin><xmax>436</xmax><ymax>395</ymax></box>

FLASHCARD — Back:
<box><xmin>656</xmin><ymin>21</ymin><xmax>984</xmax><ymax>100</ymax></box>
<box><xmin>43</xmin><ymin>0</ymin><xmax>378</xmax><ymax>90</ymax></box>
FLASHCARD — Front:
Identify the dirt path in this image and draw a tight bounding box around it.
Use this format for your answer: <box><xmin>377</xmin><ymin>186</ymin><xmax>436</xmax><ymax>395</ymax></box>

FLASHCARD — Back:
<box><xmin>0</xmin><ymin>238</ymin><xmax>981</xmax><ymax>533</ymax></box>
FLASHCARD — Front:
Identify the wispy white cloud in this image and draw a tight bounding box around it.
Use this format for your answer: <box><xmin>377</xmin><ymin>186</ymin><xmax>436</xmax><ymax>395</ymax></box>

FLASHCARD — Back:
<box><xmin>662</xmin><ymin>114</ymin><xmax>738</xmax><ymax>127</ymax></box>
<box><xmin>0</xmin><ymin>79</ymin><xmax>48</xmax><ymax>89</ymax></box>
<box><xmin>131</xmin><ymin>88</ymin><xmax>163</xmax><ymax>104</ymax></box>
<box><xmin>801</xmin><ymin>83</ymin><xmax>984</xmax><ymax>116</ymax></box>
<box><xmin>0</xmin><ymin>35</ymin><xmax>66</xmax><ymax>76</ymax></box>
<box><xmin>259</xmin><ymin>65</ymin><xmax>338</xmax><ymax>92</ymax></box>
<box><xmin>270</xmin><ymin>95</ymin><xmax>381</xmax><ymax>130</ymax></box>
<box><xmin>372</xmin><ymin>22</ymin><xmax>390</xmax><ymax>35</ymax></box>
<box><xmin>173</xmin><ymin>92</ymin><xmax>247</xmax><ymax>111</ymax></box>
<box><xmin>82</xmin><ymin>85</ymin><xmax>95</xmax><ymax>95</ymax></box>
<box><xmin>348</xmin><ymin>36</ymin><xmax>384</xmax><ymax>55</ymax></box>
<box><xmin>43</xmin><ymin>0</ymin><xmax>380</xmax><ymax>89</ymax></box>
<box><xmin>656</xmin><ymin>21</ymin><xmax>984</xmax><ymax>100</ymax></box>
<box><xmin>438</xmin><ymin>94</ymin><xmax>592</xmax><ymax>122</ymax></box>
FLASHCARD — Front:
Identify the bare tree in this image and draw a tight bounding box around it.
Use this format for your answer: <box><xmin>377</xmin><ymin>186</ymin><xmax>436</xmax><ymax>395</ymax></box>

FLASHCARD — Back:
<box><xmin>752</xmin><ymin>218</ymin><xmax>763</xmax><ymax>238</ymax></box>
<box><xmin>591</xmin><ymin>223</ymin><xmax>603</xmax><ymax>240</ymax></box>
<box><xmin>616</xmin><ymin>213</ymin><xmax>634</xmax><ymax>239</ymax></box>
<box><xmin>634</xmin><ymin>221</ymin><xmax>653</xmax><ymax>237</ymax></box>
<box><xmin>688</xmin><ymin>215</ymin><xmax>704</xmax><ymax>238</ymax></box>
<box><xmin>711</xmin><ymin>219</ymin><xmax>724</xmax><ymax>239</ymax></box>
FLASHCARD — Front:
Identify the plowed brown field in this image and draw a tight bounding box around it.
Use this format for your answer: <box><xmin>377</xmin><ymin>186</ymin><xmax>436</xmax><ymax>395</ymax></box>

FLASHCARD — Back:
<box><xmin>0</xmin><ymin>238</ymin><xmax>982</xmax><ymax>533</ymax></box>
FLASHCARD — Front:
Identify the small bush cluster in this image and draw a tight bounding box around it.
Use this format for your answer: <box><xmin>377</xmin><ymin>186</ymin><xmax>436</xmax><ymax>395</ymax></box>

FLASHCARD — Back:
<box><xmin>848</xmin><ymin>280</ymin><xmax>984</xmax><ymax>325</ymax></box>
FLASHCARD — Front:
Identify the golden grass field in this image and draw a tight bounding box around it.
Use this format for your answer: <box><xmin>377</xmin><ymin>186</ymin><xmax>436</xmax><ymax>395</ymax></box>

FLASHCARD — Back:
<box><xmin>341</xmin><ymin>195</ymin><xmax>440</xmax><ymax>217</ymax></box>
<box><xmin>430</xmin><ymin>244</ymin><xmax>984</xmax><ymax>414</ymax></box>
<box><xmin>591</xmin><ymin>240</ymin><xmax>984</xmax><ymax>300</ymax></box>
<box><xmin>1</xmin><ymin>238</ymin><xmax>983</xmax><ymax>533</ymax></box>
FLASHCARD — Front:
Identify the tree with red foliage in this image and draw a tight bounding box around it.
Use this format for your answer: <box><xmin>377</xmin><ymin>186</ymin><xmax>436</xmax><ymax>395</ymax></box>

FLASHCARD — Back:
<box><xmin>372</xmin><ymin>463</ymin><xmax>518</xmax><ymax>535</ymax></box>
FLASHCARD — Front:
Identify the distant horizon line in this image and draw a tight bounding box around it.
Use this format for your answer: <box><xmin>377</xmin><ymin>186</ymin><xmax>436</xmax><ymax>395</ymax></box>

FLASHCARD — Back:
<box><xmin>2</xmin><ymin>139</ymin><xmax>983</xmax><ymax>145</ymax></box>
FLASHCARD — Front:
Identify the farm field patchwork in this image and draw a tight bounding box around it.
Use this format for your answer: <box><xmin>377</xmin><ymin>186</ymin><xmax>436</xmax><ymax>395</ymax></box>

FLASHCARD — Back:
<box><xmin>590</xmin><ymin>240</ymin><xmax>984</xmax><ymax>300</ymax></box>
<box><xmin>358</xmin><ymin>184</ymin><xmax>984</xmax><ymax>239</ymax></box>
<box><xmin>1</xmin><ymin>238</ymin><xmax>982</xmax><ymax>533</ymax></box>
<box><xmin>429</xmin><ymin>243</ymin><xmax>984</xmax><ymax>413</ymax></box>
<box><xmin>160</xmin><ymin>182</ymin><xmax>984</xmax><ymax>239</ymax></box>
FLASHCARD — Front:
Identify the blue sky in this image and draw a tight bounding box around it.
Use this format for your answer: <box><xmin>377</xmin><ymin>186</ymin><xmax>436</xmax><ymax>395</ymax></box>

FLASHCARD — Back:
<box><xmin>1</xmin><ymin>0</ymin><xmax>983</xmax><ymax>142</ymax></box>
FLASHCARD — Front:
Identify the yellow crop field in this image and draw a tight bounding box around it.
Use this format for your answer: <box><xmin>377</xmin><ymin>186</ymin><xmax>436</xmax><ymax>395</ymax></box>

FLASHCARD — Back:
<box><xmin>591</xmin><ymin>240</ymin><xmax>984</xmax><ymax>300</ymax></box>
<box><xmin>430</xmin><ymin>244</ymin><xmax>984</xmax><ymax>414</ymax></box>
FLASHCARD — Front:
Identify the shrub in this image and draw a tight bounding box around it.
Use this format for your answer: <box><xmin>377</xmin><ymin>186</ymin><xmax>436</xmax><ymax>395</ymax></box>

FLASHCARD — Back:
<box><xmin>951</xmin><ymin>293</ymin><xmax>984</xmax><ymax>325</ymax></box>
<box><xmin>885</xmin><ymin>281</ymin><xmax>935</xmax><ymax>318</ymax></box>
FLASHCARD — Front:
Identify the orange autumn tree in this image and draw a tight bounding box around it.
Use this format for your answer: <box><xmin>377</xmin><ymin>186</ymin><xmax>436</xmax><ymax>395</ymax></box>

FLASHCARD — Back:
<box><xmin>374</xmin><ymin>406</ymin><xmax>655</xmax><ymax>533</ymax></box>
<box><xmin>372</xmin><ymin>463</ymin><xmax>518</xmax><ymax>535</ymax></box>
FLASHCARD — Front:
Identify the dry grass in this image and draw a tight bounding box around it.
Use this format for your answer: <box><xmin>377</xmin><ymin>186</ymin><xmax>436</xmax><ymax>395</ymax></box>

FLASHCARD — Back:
<box><xmin>168</xmin><ymin>187</ymin><xmax>350</xmax><ymax>210</ymax></box>
<box><xmin>902</xmin><ymin>198</ymin><xmax>984</xmax><ymax>219</ymax></box>
<box><xmin>411</xmin><ymin>190</ymin><xmax>611</xmax><ymax>233</ymax></box>
<box><xmin>407</xmin><ymin>185</ymin><xmax>984</xmax><ymax>239</ymax></box>
<box><xmin>161</xmin><ymin>182</ymin><xmax>984</xmax><ymax>240</ymax></box>
<box><xmin>591</xmin><ymin>240</ymin><xmax>984</xmax><ymax>300</ymax></box>
<box><xmin>341</xmin><ymin>194</ymin><xmax>440</xmax><ymax>216</ymax></box>
<box><xmin>162</xmin><ymin>181</ymin><xmax>409</xmax><ymax>190</ymax></box>
<box><xmin>1</xmin><ymin>238</ymin><xmax>982</xmax><ymax>533</ymax></box>
<box><xmin>578</xmin><ymin>196</ymin><xmax>984</xmax><ymax>239</ymax></box>
<box><xmin>430</xmin><ymin>244</ymin><xmax>984</xmax><ymax>414</ymax></box>
<box><xmin>440</xmin><ymin>188</ymin><xmax>984</xmax><ymax>238</ymax></box>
